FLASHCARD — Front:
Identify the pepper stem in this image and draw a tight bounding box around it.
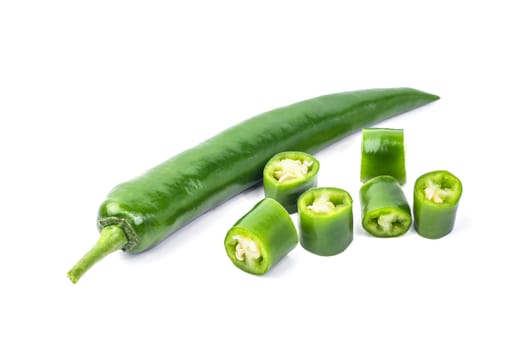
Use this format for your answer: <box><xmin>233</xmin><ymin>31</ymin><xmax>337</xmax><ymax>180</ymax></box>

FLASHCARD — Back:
<box><xmin>67</xmin><ymin>225</ymin><xmax>128</xmax><ymax>284</ymax></box>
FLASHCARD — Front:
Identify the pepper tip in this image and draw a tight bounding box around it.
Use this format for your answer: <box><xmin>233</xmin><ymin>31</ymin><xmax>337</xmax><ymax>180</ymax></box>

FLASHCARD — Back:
<box><xmin>67</xmin><ymin>270</ymin><xmax>79</xmax><ymax>284</ymax></box>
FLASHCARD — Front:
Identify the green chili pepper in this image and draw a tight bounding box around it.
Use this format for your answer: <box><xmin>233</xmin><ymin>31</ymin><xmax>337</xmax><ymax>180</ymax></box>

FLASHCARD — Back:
<box><xmin>263</xmin><ymin>151</ymin><xmax>319</xmax><ymax>213</ymax></box>
<box><xmin>361</xmin><ymin>128</ymin><xmax>406</xmax><ymax>184</ymax></box>
<box><xmin>224</xmin><ymin>198</ymin><xmax>298</xmax><ymax>275</ymax></box>
<box><xmin>360</xmin><ymin>175</ymin><xmax>411</xmax><ymax>237</ymax></box>
<box><xmin>413</xmin><ymin>170</ymin><xmax>462</xmax><ymax>239</ymax></box>
<box><xmin>68</xmin><ymin>88</ymin><xmax>438</xmax><ymax>283</ymax></box>
<box><xmin>298</xmin><ymin>187</ymin><xmax>353</xmax><ymax>256</ymax></box>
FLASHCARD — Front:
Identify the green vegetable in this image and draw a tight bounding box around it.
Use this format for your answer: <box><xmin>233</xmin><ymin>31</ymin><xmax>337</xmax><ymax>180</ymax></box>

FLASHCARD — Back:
<box><xmin>67</xmin><ymin>88</ymin><xmax>438</xmax><ymax>283</ymax></box>
<box><xmin>361</xmin><ymin>128</ymin><xmax>406</xmax><ymax>184</ymax></box>
<box><xmin>224</xmin><ymin>198</ymin><xmax>298</xmax><ymax>275</ymax></box>
<box><xmin>413</xmin><ymin>170</ymin><xmax>463</xmax><ymax>239</ymax></box>
<box><xmin>298</xmin><ymin>187</ymin><xmax>353</xmax><ymax>256</ymax></box>
<box><xmin>360</xmin><ymin>175</ymin><xmax>411</xmax><ymax>237</ymax></box>
<box><xmin>263</xmin><ymin>151</ymin><xmax>319</xmax><ymax>213</ymax></box>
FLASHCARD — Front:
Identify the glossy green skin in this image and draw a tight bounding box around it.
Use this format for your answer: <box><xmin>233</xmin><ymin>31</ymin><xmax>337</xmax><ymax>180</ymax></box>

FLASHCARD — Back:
<box><xmin>224</xmin><ymin>198</ymin><xmax>298</xmax><ymax>275</ymax></box>
<box><xmin>361</xmin><ymin>128</ymin><xmax>406</xmax><ymax>184</ymax></box>
<box><xmin>263</xmin><ymin>151</ymin><xmax>319</xmax><ymax>213</ymax></box>
<box><xmin>298</xmin><ymin>188</ymin><xmax>353</xmax><ymax>256</ymax></box>
<box><xmin>98</xmin><ymin>88</ymin><xmax>438</xmax><ymax>253</ymax></box>
<box><xmin>414</xmin><ymin>170</ymin><xmax>462</xmax><ymax>239</ymax></box>
<box><xmin>360</xmin><ymin>176</ymin><xmax>411</xmax><ymax>237</ymax></box>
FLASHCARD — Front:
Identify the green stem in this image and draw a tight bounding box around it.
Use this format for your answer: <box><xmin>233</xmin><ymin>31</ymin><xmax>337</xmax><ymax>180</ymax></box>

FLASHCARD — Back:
<box><xmin>67</xmin><ymin>225</ymin><xmax>128</xmax><ymax>284</ymax></box>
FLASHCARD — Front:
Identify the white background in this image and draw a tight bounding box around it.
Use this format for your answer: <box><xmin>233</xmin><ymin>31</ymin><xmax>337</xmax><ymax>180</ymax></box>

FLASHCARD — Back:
<box><xmin>1</xmin><ymin>1</ymin><xmax>527</xmax><ymax>349</ymax></box>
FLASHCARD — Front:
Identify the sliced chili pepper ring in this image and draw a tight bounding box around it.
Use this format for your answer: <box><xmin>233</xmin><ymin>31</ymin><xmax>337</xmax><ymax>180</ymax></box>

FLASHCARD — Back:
<box><xmin>298</xmin><ymin>187</ymin><xmax>353</xmax><ymax>256</ymax></box>
<box><xmin>224</xmin><ymin>198</ymin><xmax>298</xmax><ymax>275</ymax></box>
<box><xmin>263</xmin><ymin>151</ymin><xmax>320</xmax><ymax>213</ymax></box>
<box><xmin>413</xmin><ymin>170</ymin><xmax>462</xmax><ymax>239</ymax></box>
<box><xmin>361</xmin><ymin>128</ymin><xmax>406</xmax><ymax>184</ymax></box>
<box><xmin>360</xmin><ymin>175</ymin><xmax>412</xmax><ymax>237</ymax></box>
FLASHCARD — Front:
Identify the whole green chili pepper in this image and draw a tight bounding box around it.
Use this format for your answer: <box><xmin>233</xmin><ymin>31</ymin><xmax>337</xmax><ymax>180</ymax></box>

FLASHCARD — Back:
<box><xmin>413</xmin><ymin>170</ymin><xmax>462</xmax><ymax>239</ymax></box>
<box><xmin>263</xmin><ymin>151</ymin><xmax>319</xmax><ymax>213</ymax></box>
<box><xmin>68</xmin><ymin>88</ymin><xmax>438</xmax><ymax>283</ymax></box>
<box><xmin>361</xmin><ymin>128</ymin><xmax>406</xmax><ymax>184</ymax></box>
<box><xmin>224</xmin><ymin>198</ymin><xmax>298</xmax><ymax>275</ymax></box>
<box><xmin>360</xmin><ymin>175</ymin><xmax>412</xmax><ymax>237</ymax></box>
<box><xmin>298</xmin><ymin>187</ymin><xmax>353</xmax><ymax>256</ymax></box>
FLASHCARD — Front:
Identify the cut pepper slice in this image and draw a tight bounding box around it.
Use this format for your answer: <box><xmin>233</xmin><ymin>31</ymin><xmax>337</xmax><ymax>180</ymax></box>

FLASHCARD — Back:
<box><xmin>360</xmin><ymin>175</ymin><xmax>411</xmax><ymax>237</ymax></box>
<box><xmin>361</xmin><ymin>128</ymin><xmax>406</xmax><ymax>184</ymax></box>
<box><xmin>224</xmin><ymin>198</ymin><xmax>298</xmax><ymax>275</ymax></box>
<box><xmin>413</xmin><ymin>170</ymin><xmax>463</xmax><ymax>239</ymax></box>
<box><xmin>298</xmin><ymin>187</ymin><xmax>353</xmax><ymax>256</ymax></box>
<box><xmin>263</xmin><ymin>151</ymin><xmax>320</xmax><ymax>213</ymax></box>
